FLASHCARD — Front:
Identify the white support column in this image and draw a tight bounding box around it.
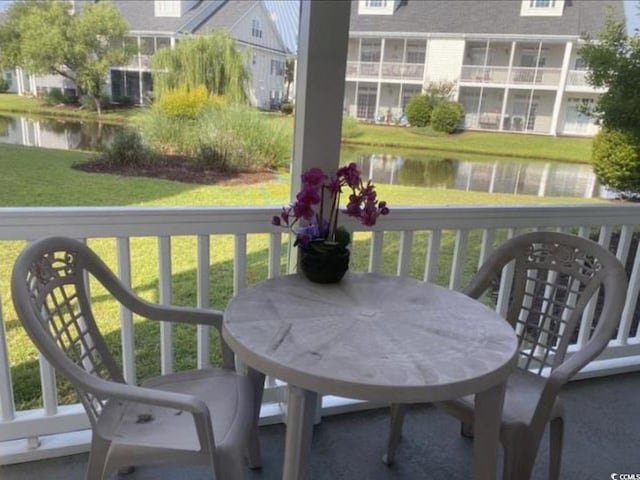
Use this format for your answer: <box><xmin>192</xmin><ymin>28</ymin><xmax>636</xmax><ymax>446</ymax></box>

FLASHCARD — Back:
<box><xmin>550</xmin><ymin>41</ymin><xmax>573</xmax><ymax>135</ymax></box>
<box><xmin>375</xmin><ymin>38</ymin><xmax>385</xmax><ymax>119</ymax></box>
<box><xmin>422</xmin><ymin>38</ymin><xmax>429</xmax><ymax>92</ymax></box>
<box><xmin>499</xmin><ymin>42</ymin><xmax>516</xmax><ymax>131</ymax></box>
<box><xmin>290</xmin><ymin>0</ymin><xmax>351</xmax><ymax>197</ymax></box>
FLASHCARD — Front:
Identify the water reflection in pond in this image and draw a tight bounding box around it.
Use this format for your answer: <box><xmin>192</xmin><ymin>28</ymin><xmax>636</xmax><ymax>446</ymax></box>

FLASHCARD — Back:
<box><xmin>0</xmin><ymin>114</ymin><xmax>122</xmax><ymax>151</ymax></box>
<box><xmin>344</xmin><ymin>150</ymin><xmax>605</xmax><ymax>199</ymax></box>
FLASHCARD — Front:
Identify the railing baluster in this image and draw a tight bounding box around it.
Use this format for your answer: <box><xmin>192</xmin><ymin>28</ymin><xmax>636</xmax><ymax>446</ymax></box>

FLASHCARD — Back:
<box><xmin>158</xmin><ymin>236</ymin><xmax>173</xmax><ymax>375</ymax></box>
<box><xmin>496</xmin><ymin>228</ymin><xmax>517</xmax><ymax>317</ymax></box>
<box><xmin>618</xmin><ymin>238</ymin><xmax>640</xmax><ymax>344</ymax></box>
<box><xmin>424</xmin><ymin>229</ymin><xmax>441</xmax><ymax>283</ymax></box>
<box><xmin>397</xmin><ymin>231</ymin><xmax>413</xmax><ymax>277</ymax></box>
<box><xmin>0</xmin><ymin>281</ymin><xmax>16</xmax><ymax>421</ymax></box>
<box><xmin>577</xmin><ymin>225</ymin><xmax>613</xmax><ymax>346</ymax></box>
<box><xmin>197</xmin><ymin>234</ymin><xmax>211</xmax><ymax>369</ymax></box>
<box><xmin>269</xmin><ymin>232</ymin><xmax>282</xmax><ymax>279</ymax></box>
<box><xmin>450</xmin><ymin>229</ymin><xmax>469</xmax><ymax>291</ymax></box>
<box><xmin>615</xmin><ymin>225</ymin><xmax>633</xmax><ymax>264</ymax></box>
<box><xmin>369</xmin><ymin>231</ymin><xmax>384</xmax><ymax>274</ymax></box>
<box><xmin>38</xmin><ymin>353</ymin><xmax>57</xmax><ymax>416</ymax></box>
<box><xmin>478</xmin><ymin>228</ymin><xmax>495</xmax><ymax>269</ymax></box>
<box><xmin>234</xmin><ymin>234</ymin><xmax>247</xmax><ymax>294</ymax></box>
<box><xmin>117</xmin><ymin>237</ymin><xmax>136</xmax><ymax>383</ymax></box>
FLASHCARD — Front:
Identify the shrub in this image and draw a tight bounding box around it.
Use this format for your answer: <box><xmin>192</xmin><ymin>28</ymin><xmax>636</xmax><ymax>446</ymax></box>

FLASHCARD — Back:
<box><xmin>138</xmin><ymin>110</ymin><xmax>202</xmax><ymax>156</ymax></box>
<box><xmin>100</xmin><ymin>130</ymin><xmax>149</xmax><ymax>166</ymax></box>
<box><xmin>0</xmin><ymin>77</ymin><xmax>9</xmax><ymax>93</ymax></box>
<box><xmin>405</xmin><ymin>94</ymin><xmax>436</xmax><ymax>127</ymax></box>
<box><xmin>43</xmin><ymin>88</ymin><xmax>67</xmax><ymax>106</ymax></box>
<box><xmin>80</xmin><ymin>94</ymin><xmax>111</xmax><ymax>111</ymax></box>
<box><xmin>430</xmin><ymin>102</ymin><xmax>465</xmax><ymax>133</ymax></box>
<box><xmin>113</xmin><ymin>95</ymin><xmax>134</xmax><ymax>107</ymax></box>
<box><xmin>155</xmin><ymin>85</ymin><xmax>210</xmax><ymax>119</ymax></box>
<box><xmin>341</xmin><ymin>116</ymin><xmax>362</xmax><ymax>138</ymax></box>
<box><xmin>281</xmin><ymin>101</ymin><xmax>294</xmax><ymax>115</ymax></box>
<box><xmin>592</xmin><ymin>128</ymin><xmax>640</xmax><ymax>195</ymax></box>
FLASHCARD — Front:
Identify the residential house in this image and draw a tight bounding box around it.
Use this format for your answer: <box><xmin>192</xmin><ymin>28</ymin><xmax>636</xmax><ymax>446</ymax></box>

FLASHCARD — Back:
<box><xmin>344</xmin><ymin>0</ymin><xmax>624</xmax><ymax>136</ymax></box>
<box><xmin>11</xmin><ymin>0</ymin><xmax>290</xmax><ymax>109</ymax></box>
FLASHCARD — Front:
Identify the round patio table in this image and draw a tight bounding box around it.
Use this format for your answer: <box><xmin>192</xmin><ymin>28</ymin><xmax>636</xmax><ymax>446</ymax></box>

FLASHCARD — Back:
<box><xmin>223</xmin><ymin>272</ymin><xmax>518</xmax><ymax>480</ymax></box>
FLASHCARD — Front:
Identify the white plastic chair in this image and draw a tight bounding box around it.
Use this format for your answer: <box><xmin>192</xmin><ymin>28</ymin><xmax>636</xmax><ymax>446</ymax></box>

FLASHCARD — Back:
<box><xmin>384</xmin><ymin>231</ymin><xmax>627</xmax><ymax>480</ymax></box>
<box><xmin>11</xmin><ymin>237</ymin><xmax>265</xmax><ymax>479</ymax></box>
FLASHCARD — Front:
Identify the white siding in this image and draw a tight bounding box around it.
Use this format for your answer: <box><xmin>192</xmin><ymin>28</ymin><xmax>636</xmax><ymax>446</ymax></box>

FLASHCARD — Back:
<box><xmin>424</xmin><ymin>38</ymin><xmax>465</xmax><ymax>84</ymax></box>
<box><xmin>230</xmin><ymin>3</ymin><xmax>287</xmax><ymax>109</ymax></box>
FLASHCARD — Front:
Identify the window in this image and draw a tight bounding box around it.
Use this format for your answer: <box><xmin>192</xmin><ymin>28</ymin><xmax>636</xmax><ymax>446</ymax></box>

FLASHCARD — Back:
<box><xmin>156</xmin><ymin>37</ymin><xmax>171</xmax><ymax>51</ymax></box>
<box><xmin>406</xmin><ymin>41</ymin><xmax>426</xmax><ymax>64</ymax></box>
<box><xmin>5</xmin><ymin>72</ymin><xmax>12</xmax><ymax>83</ymax></box>
<box><xmin>574</xmin><ymin>57</ymin><xmax>587</xmax><ymax>70</ymax></box>
<box><xmin>271</xmin><ymin>60</ymin><xmax>285</xmax><ymax>76</ymax></box>
<box><xmin>252</xmin><ymin>54</ymin><xmax>257</xmax><ymax>66</ymax></box>
<box><xmin>360</xmin><ymin>40</ymin><xmax>381</xmax><ymax>62</ymax></box>
<box><xmin>529</xmin><ymin>0</ymin><xmax>555</xmax><ymax>7</ymax></box>
<box><xmin>251</xmin><ymin>18</ymin><xmax>263</xmax><ymax>39</ymax></box>
<box><xmin>365</xmin><ymin>0</ymin><xmax>387</xmax><ymax>6</ymax></box>
<box><xmin>140</xmin><ymin>36</ymin><xmax>154</xmax><ymax>55</ymax></box>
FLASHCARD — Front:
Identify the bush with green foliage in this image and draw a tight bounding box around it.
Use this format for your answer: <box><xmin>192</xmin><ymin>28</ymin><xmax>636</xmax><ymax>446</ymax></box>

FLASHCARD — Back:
<box><xmin>100</xmin><ymin>130</ymin><xmax>149</xmax><ymax>166</ymax></box>
<box><xmin>155</xmin><ymin>85</ymin><xmax>210</xmax><ymax>119</ymax></box>
<box><xmin>341</xmin><ymin>116</ymin><xmax>362</xmax><ymax>138</ymax></box>
<box><xmin>43</xmin><ymin>88</ymin><xmax>77</xmax><ymax>106</ymax></box>
<box><xmin>139</xmin><ymin>103</ymin><xmax>289</xmax><ymax>171</ymax></box>
<box><xmin>592</xmin><ymin>128</ymin><xmax>640</xmax><ymax>195</ymax></box>
<box><xmin>80</xmin><ymin>94</ymin><xmax>110</xmax><ymax>111</ymax></box>
<box><xmin>280</xmin><ymin>101</ymin><xmax>293</xmax><ymax>115</ymax></box>
<box><xmin>405</xmin><ymin>94</ymin><xmax>436</xmax><ymax>127</ymax></box>
<box><xmin>0</xmin><ymin>77</ymin><xmax>9</xmax><ymax>93</ymax></box>
<box><xmin>430</xmin><ymin>102</ymin><xmax>465</xmax><ymax>133</ymax></box>
<box><xmin>113</xmin><ymin>95</ymin><xmax>133</xmax><ymax>107</ymax></box>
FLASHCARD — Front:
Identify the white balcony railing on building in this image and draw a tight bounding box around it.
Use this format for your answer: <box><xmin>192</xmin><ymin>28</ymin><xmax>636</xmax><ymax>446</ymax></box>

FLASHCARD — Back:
<box><xmin>510</xmin><ymin>67</ymin><xmax>562</xmax><ymax>86</ymax></box>
<box><xmin>346</xmin><ymin>61</ymin><xmax>423</xmax><ymax>81</ymax></box>
<box><xmin>1</xmin><ymin>205</ymin><xmax>640</xmax><ymax>464</ymax></box>
<box><xmin>567</xmin><ymin>70</ymin><xmax>589</xmax><ymax>87</ymax></box>
<box><xmin>460</xmin><ymin>66</ymin><xmax>562</xmax><ymax>86</ymax></box>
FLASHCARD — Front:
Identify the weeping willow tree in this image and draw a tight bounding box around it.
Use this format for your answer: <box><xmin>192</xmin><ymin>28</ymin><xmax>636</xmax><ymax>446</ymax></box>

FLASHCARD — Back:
<box><xmin>151</xmin><ymin>31</ymin><xmax>250</xmax><ymax>103</ymax></box>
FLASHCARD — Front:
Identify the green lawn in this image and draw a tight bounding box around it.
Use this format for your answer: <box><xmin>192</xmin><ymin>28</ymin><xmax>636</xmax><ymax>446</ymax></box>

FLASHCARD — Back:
<box><xmin>0</xmin><ymin>144</ymin><xmax>603</xmax><ymax>410</ymax></box>
<box><xmin>0</xmin><ymin>93</ymin><xmax>137</xmax><ymax>125</ymax></box>
<box><xmin>1</xmin><ymin>94</ymin><xmax>592</xmax><ymax>163</ymax></box>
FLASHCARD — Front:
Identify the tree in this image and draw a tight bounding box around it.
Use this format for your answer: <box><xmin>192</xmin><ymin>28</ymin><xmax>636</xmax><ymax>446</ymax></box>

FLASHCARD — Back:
<box><xmin>580</xmin><ymin>9</ymin><xmax>640</xmax><ymax>194</ymax></box>
<box><xmin>0</xmin><ymin>1</ymin><xmax>132</xmax><ymax>115</ymax></box>
<box><xmin>151</xmin><ymin>32</ymin><xmax>250</xmax><ymax>104</ymax></box>
<box><xmin>284</xmin><ymin>58</ymin><xmax>295</xmax><ymax>101</ymax></box>
<box><xmin>579</xmin><ymin>10</ymin><xmax>640</xmax><ymax>137</ymax></box>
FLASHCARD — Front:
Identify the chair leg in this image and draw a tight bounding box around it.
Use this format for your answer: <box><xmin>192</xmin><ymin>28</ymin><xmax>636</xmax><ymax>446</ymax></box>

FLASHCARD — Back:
<box><xmin>246</xmin><ymin>368</ymin><xmax>265</xmax><ymax>469</ymax></box>
<box><xmin>549</xmin><ymin>417</ymin><xmax>564</xmax><ymax>480</ymax></box>
<box><xmin>460</xmin><ymin>421</ymin><xmax>474</xmax><ymax>438</ymax></box>
<box><xmin>86</xmin><ymin>435</ymin><xmax>111</xmax><ymax>480</ymax></box>
<box><xmin>215</xmin><ymin>450</ymin><xmax>245</xmax><ymax>480</ymax></box>
<box><xmin>382</xmin><ymin>403</ymin><xmax>408</xmax><ymax>466</ymax></box>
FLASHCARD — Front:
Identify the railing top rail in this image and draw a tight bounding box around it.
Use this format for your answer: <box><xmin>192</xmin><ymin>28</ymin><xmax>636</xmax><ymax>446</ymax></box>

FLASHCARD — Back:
<box><xmin>0</xmin><ymin>204</ymin><xmax>639</xmax><ymax>240</ymax></box>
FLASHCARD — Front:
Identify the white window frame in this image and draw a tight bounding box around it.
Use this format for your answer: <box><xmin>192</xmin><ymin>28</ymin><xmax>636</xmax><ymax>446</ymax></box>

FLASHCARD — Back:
<box><xmin>251</xmin><ymin>18</ymin><xmax>263</xmax><ymax>39</ymax></box>
<box><xmin>520</xmin><ymin>0</ymin><xmax>564</xmax><ymax>16</ymax></box>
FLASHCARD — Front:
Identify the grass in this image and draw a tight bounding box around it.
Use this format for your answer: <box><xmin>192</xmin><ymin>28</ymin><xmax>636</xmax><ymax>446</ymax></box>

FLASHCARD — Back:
<box><xmin>0</xmin><ymin>143</ymin><xmax>603</xmax><ymax>410</ymax></box>
<box><xmin>0</xmin><ymin>93</ymin><xmax>137</xmax><ymax>125</ymax></box>
<box><xmin>262</xmin><ymin>114</ymin><xmax>592</xmax><ymax>164</ymax></box>
<box><xmin>2</xmin><ymin>93</ymin><xmax>593</xmax><ymax>162</ymax></box>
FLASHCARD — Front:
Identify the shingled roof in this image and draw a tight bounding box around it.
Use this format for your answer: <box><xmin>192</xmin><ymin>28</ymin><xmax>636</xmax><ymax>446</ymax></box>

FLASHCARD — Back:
<box><xmin>350</xmin><ymin>0</ymin><xmax>624</xmax><ymax>38</ymax></box>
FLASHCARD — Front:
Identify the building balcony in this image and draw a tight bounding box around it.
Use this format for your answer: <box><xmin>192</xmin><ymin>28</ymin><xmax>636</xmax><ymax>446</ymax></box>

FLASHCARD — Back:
<box><xmin>460</xmin><ymin>65</ymin><xmax>562</xmax><ymax>87</ymax></box>
<box><xmin>0</xmin><ymin>204</ymin><xmax>639</xmax><ymax>468</ymax></box>
<box><xmin>346</xmin><ymin>61</ymin><xmax>424</xmax><ymax>82</ymax></box>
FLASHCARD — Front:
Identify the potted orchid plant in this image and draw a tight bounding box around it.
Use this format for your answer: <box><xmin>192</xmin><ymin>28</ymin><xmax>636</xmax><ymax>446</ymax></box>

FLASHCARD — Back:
<box><xmin>272</xmin><ymin>163</ymin><xmax>389</xmax><ymax>283</ymax></box>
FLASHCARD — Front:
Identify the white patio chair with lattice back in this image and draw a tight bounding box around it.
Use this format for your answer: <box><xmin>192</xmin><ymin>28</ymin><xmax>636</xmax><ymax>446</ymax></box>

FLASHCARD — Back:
<box><xmin>384</xmin><ymin>231</ymin><xmax>627</xmax><ymax>480</ymax></box>
<box><xmin>11</xmin><ymin>236</ymin><xmax>265</xmax><ymax>480</ymax></box>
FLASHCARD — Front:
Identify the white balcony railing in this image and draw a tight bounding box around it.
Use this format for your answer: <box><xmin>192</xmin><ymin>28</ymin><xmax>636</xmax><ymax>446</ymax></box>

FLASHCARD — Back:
<box><xmin>1</xmin><ymin>205</ymin><xmax>640</xmax><ymax>464</ymax></box>
<box><xmin>460</xmin><ymin>66</ymin><xmax>562</xmax><ymax>86</ymax></box>
<box><xmin>346</xmin><ymin>61</ymin><xmax>423</xmax><ymax>81</ymax></box>
<box><xmin>567</xmin><ymin>69</ymin><xmax>590</xmax><ymax>87</ymax></box>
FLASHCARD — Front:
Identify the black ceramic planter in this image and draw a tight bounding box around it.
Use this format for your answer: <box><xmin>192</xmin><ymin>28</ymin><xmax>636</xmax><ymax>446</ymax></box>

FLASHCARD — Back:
<box><xmin>299</xmin><ymin>247</ymin><xmax>350</xmax><ymax>284</ymax></box>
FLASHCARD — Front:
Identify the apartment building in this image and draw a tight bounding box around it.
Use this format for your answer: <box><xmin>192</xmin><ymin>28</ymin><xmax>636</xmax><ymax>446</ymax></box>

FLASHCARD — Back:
<box><xmin>9</xmin><ymin>0</ymin><xmax>290</xmax><ymax>109</ymax></box>
<box><xmin>344</xmin><ymin>0</ymin><xmax>623</xmax><ymax>136</ymax></box>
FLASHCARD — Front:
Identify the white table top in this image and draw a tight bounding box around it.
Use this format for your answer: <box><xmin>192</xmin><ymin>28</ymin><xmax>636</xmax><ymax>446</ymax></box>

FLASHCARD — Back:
<box><xmin>223</xmin><ymin>273</ymin><xmax>518</xmax><ymax>403</ymax></box>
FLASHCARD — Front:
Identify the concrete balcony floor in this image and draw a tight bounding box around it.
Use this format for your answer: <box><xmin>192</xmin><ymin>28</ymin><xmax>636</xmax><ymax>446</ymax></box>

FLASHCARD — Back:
<box><xmin>2</xmin><ymin>373</ymin><xmax>639</xmax><ymax>480</ymax></box>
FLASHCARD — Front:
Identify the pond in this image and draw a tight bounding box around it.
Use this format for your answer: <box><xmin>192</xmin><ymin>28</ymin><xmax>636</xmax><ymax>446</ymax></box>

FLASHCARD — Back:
<box><xmin>0</xmin><ymin>114</ymin><xmax>605</xmax><ymax>199</ymax></box>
